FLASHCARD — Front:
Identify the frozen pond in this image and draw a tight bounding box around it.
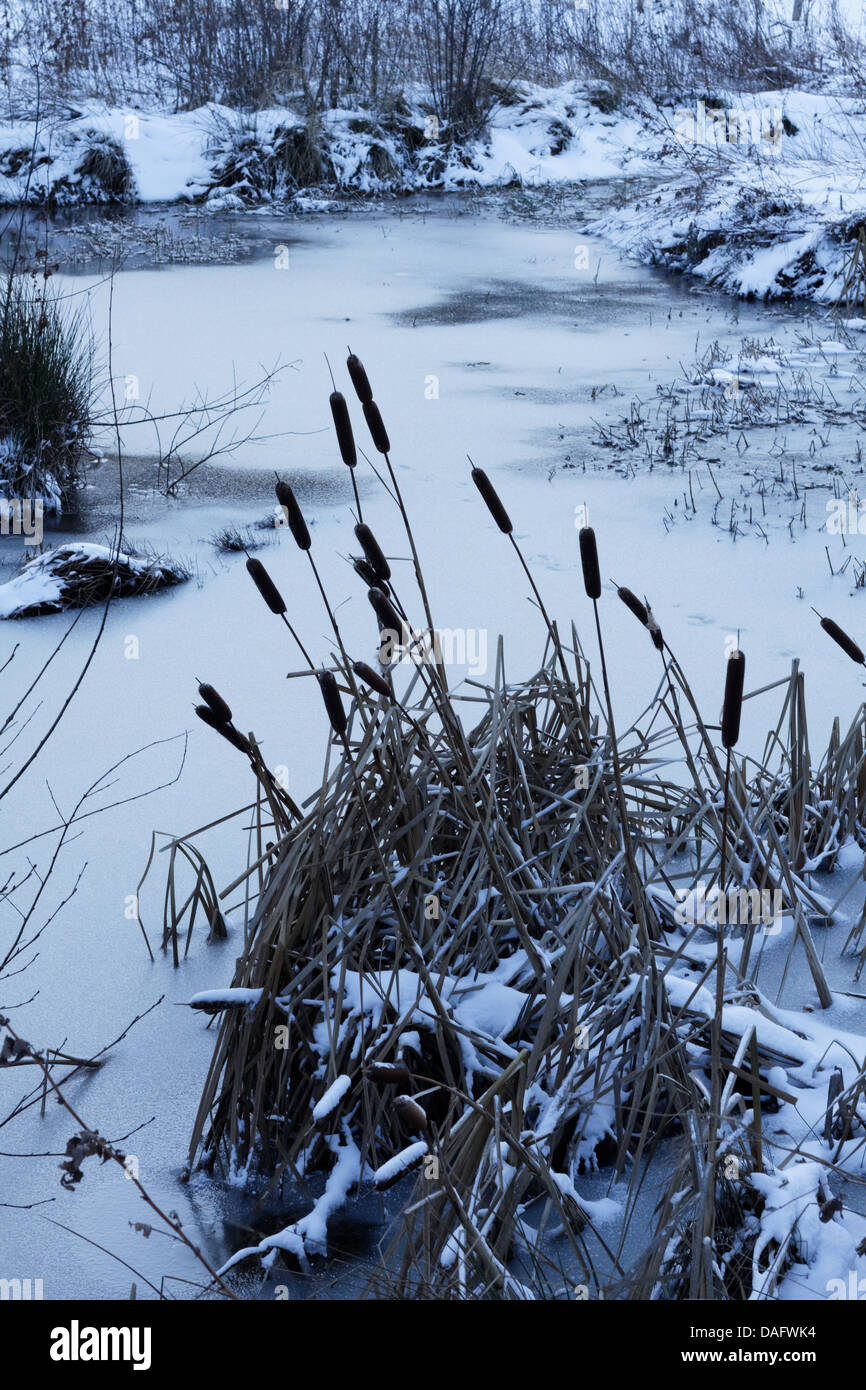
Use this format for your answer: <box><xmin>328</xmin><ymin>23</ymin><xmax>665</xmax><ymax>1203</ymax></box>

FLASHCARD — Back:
<box><xmin>2</xmin><ymin>194</ymin><xmax>865</xmax><ymax>1299</ymax></box>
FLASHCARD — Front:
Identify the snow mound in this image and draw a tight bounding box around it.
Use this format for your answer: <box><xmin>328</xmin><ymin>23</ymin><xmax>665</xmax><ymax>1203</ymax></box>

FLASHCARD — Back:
<box><xmin>0</xmin><ymin>542</ymin><xmax>190</xmax><ymax>618</ymax></box>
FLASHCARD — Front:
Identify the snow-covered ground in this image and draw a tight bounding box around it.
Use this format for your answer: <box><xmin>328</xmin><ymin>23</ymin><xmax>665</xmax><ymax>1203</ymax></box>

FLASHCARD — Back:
<box><xmin>3</xmin><ymin>199</ymin><xmax>866</xmax><ymax>1298</ymax></box>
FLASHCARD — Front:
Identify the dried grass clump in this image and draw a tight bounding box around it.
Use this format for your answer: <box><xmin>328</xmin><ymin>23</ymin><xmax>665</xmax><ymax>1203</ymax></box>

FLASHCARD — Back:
<box><xmin>210</xmin><ymin>522</ymin><xmax>274</xmax><ymax>553</ymax></box>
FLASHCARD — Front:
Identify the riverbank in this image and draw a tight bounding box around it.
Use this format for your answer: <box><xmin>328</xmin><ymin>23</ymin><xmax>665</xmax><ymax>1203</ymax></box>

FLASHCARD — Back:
<box><xmin>7</xmin><ymin>79</ymin><xmax>866</xmax><ymax>312</ymax></box>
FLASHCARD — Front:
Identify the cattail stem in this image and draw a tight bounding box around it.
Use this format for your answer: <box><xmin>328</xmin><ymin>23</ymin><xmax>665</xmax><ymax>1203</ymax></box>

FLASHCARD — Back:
<box><xmin>306</xmin><ymin>551</ymin><xmax>366</xmax><ymax>711</ymax></box>
<box><xmin>279</xmin><ymin>612</ymin><xmax>315</xmax><ymax>671</ymax></box>
<box><xmin>382</xmin><ymin>450</ymin><xmax>444</xmax><ymax>689</ymax></box>
<box><xmin>473</xmin><ymin>467</ymin><xmax>581</xmax><ymax>730</ymax></box>
<box><xmin>720</xmin><ymin>745</ymin><xmax>732</xmax><ymax>894</ymax></box>
<box><xmin>375</xmin><ymin>587</ymin><xmax>474</xmax><ymax>777</ymax></box>
<box><xmin>335</xmin><ymin>726</ymin><xmax>457</xmax><ymax>1037</ymax></box>
<box><xmin>590</xmin><ymin>598</ymin><xmax>653</xmax><ymax>946</ymax></box>
<box><xmin>349</xmin><ymin>468</ymin><xmax>363</xmax><ymax>523</ymax></box>
<box><xmin>246</xmin><ymin>556</ymin><xmax>316</xmax><ymax>669</ymax></box>
<box><xmin>508</xmin><ymin>533</ymin><xmax>577</xmax><ymax>700</ymax></box>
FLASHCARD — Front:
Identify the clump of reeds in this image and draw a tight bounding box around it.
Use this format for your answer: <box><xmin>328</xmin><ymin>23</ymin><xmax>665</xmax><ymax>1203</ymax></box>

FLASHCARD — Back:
<box><xmin>155</xmin><ymin>355</ymin><xmax>866</xmax><ymax>1302</ymax></box>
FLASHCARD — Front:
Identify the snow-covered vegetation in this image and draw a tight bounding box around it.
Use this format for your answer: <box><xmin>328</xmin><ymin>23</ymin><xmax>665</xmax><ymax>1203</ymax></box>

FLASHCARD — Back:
<box><xmin>6</xmin><ymin>0</ymin><xmax>866</xmax><ymax>1323</ymax></box>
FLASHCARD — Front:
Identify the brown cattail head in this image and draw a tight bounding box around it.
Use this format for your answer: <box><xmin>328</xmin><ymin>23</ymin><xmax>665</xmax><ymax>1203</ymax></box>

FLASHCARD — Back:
<box><xmin>354</xmin><ymin>522</ymin><xmax>391</xmax><ymax>582</ymax></box>
<box><xmin>617</xmin><ymin>587</ymin><xmax>665</xmax><ymax>650</ymax></box>
<box><xmin>246</xmin><ymin>558</ymin><xmax>286</xmax><ymax>615</ymax></box>
<box><xmin>617</xmin><ymin>586</ymin><xmax>648</xmax><ymax>627</ymax></box>
<box><xmin>471</xmin><ymin>467</ymin><xmax>512</xmax><ymax>534</ymax></box>
<box><xmin>346</xmin><ymin>352</ymin><xmax>373</xmax><ymax>405</ymax></box>
<box><xmin>352</xmin><ymin>555</ymin><xmax>390</xmax><ymax>594</ymax></box>
<box><xmin>195</xmin><ymin>703</ymin><xmax>225</xmax><ymax>734</ymax></box>
<box><xmin>820</xmin><ymin>616</ymin><xmax>865</xmax><ymax>666</ymax></box>
<box><xmin>368</xmin><ymin>586</ymin><xmax>403</xmax><ymax>634</ymax></box>
<box><xmin>363</xmin><ymin>400</ymin><xmax>390</xmax><ymax>454</ymax></box>
<box><xmin>721</xmin><ymin>648</ymin><xmax>746</xmax><ymax>749</ymax></box>
<box><xmin>197</xmin><ymin>682</ymin><xmax>232</xmax><ymax>724</ymax></box>
<box><xmin>579</xmin><ymin>527</ymin><xmax>601</xmax><ymax>600</ymax></box>
<box><xmin>365</xmin><ymin>1061</ymin><xmax>411</xmax><ymax>1086</ymax></box>
<box><xmin>275</xmin><ymin>480</ymin><xmax>311</xmax><ymax>551</ymax></box>
<box><xmin>330</xmin><ymin>391</ymin><xmax>356</xmax><ymax>468</ymax></box>
<box><xmin>353</xmin><ymin>661</ymin><xmax>391</xmax><ymax>699</ymax></box>
<box><xmin>393</xmin><ymin>1094</ymin><xmax>428</xmax><ymax>1134</ymax></box>
<box><xmin>194</xmin><ymin>706</ymin><xmax>251</xmax><ymax>755</ymax></box>
<box><xmin>317</xmin><ymin>670</ymin><xmax>347</xmax><ymax>738</ymax></box>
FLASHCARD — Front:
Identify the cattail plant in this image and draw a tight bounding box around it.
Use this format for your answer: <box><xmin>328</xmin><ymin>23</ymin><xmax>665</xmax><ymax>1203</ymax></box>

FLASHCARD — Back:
<box><xmin>367</xmin><ymin>586</ymin><xmax>405</xmax><ymax>671</ymax></box>
<box><xmin>353</xmin><ymin>661</ymin><xmax>392</xmax><ymax>699</ymax></box>
<box><xmin>330</xmin><ymin>392</ymin><xmax>357</xmax><ymax>468</ymax></box>
<box><xmin>197</xmin><ymin>681</ymin><xmax>233</xmax><ymax>726</ymax></box>
<box><xmin>616</xmin><ymin>585</ymin><xmax>664</xmax><ymax>651</ymax></box>
<box><xmin>355</xmin><ymin>522</ymin><xmax>391</xmax><ymax>583</ymax></box>
<box><xmin>471</xmin><ymin>466</ymin><xmax>513</xmax><ymax>533</ymax></box>
<box><xmin>368</xmin><ymin>585</ymin><xmax>403</xmax><ymax>636</ymax></box>
<box><xmin>246</xmin><ymin>557</ymin><xmax>314</xmax><ymax>667</ymax></box>
<box><xmin>580</xmin><ymin>527</ymin><xmax>652</xmax><ymax>945</ymax></box>
<box><xmin>579</xmin><ymin>526</ymin><xmax>601</xmax><ymax>599</ymax></box>
<box><xmin>365</xmin><ymin>1061</ymin><xmax>411</xmax><ymax>1086</ymax></box>
<box><xmin>194</xmin><ymin>703</ymin><xmax>251</xmax><ymax>755</ymax></box>
<box><xmin>317</xmin><ymin>669</ymin><xmax>348</xmax><ymax>738</ymax></box>
<box><xmin>324</xmin><ymin>351</ymin><xmax>362</xmax><ymax>518</ymax></box>
<box><xmin>275</xmin><ymin>479</ymin><xmax>311</xmax><ymax>551</ymax></box>
<box><xmin>363</xmin><ymin>401</ymin><xmax>390</xmax><ymax>455</ymax></box>
<box><xmin>194</xmin><ymin>686</ymin><xmax>299</xmax><ymax>822</ymax></box>
<box><xmin>471</xmin><ymin>463</ymin><xmax>579</xmax><ymax>707</ymax></box>
<box><xmin>246</xmin><ymin>556</ymin><xmax>285</xmax><ymax>614</ymax></box>
<box><xmin>719</xmin><ymin>646</ymin><xmax>746</xmax><ymax>894</ymax></box>
<box><xmin>721</xmin><ymin>649</ymin><xmax>746</xmax><ymax>750</ymax></box>
<box><xmin>353</xmin><ymin>555</ymin><xmax>391</xmax><ymax>594</ymax></box>
<box><xmin>273</xmin><ymin>480</ymin><xmax>359</xmax><ymax>699</ymax></box>
<box><xmin>814</xmin><ymin>611</ymin><xmax>866</xmax><ymax>666</ymax></box>
<box><xmin>346</xmin><ymin>349</ymin><xmax>373</xmax><ymax>405</ymax></box>
<box><xmin>394</xmin><ymin>1094</ymin><xmax>428</xmax><ymax>1135</ymax></box>
<box><xmin>345</xmin><ymin>354</ymin><xmax>439</xmax><ymax>671</ymax></box>
<box><xmin>615</xmin><ymin>579</ymin><xmax>726</xmax><ymax>787</ymax></box>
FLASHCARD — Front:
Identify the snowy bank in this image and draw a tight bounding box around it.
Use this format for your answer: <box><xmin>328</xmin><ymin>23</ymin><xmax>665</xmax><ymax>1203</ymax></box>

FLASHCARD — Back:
<box><xmin>591</xmin><ymin>91</ymin><xmax>866</xmax><ymax>307</ymax></box>
<box><xmin>0</xmin><ymin>542</ymin><xmax>190</xmax><ymax>618</ymax></box>
<box><xmin>0</xmin><ymin>83</ymin><xmax>653</xmax><ymax>208</ymax></box>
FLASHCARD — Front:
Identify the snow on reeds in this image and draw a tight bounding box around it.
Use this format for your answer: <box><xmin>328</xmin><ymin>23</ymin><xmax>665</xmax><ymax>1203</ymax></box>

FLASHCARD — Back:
<box><xmin>164</xmin><ymin>356</ymin><xmax>866</xmax><ymax>1300</ymax></box>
